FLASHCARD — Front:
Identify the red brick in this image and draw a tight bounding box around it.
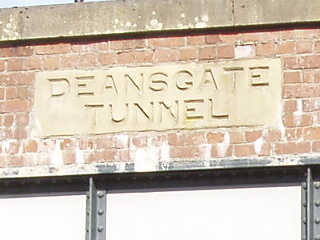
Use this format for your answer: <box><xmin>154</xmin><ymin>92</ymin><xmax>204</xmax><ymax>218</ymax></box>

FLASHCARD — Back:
<box><xmin>14</xmin><ymin>127</ymin><xmax>27</xmax><ymax>139</ymax></box>
<box><xmin>284</xmin><ymin>56</ymin><xmax>320</xmax><ymax>69</ymax></box>
<box><xmin>283</xmin><ymin>113</ymin><xmax>313</xmax><ymax>127</ymax></box>
<box><xmin>234</xmin><ymin>144</ymin><xmax>255</xmax><ymax>157</ymax></box>
<box><xmin>230</xmin><ymin>131</ymin><xmax>244</xmax><ymax>144</ymax></box>
<box><xmin>303</xmin><ymin>98</ymin><xmax>320</xmax><ymax>112</ymax></box>
<box><xmin>35</xmin><ymin>44</ymin><xmax>71</xmax><ymax>55</ymax></box>
<box><xmin>3</xmin><ymin>99</ymin><xmax>31</xmax><ymax>113</ymax></box>
<box><xmin>79</xmin><ymin>54</ymin><xmax>97</xmax><ymax>67</ymax></box>
<box><xmin>24</xmin><ymin>57</ymin><xmax>42</xmax><ymax>70</ymax></box>
<box><xmin>0</xmin><ymin>88</ymin><xmax>4</xmax><ymax>100</ymax></box>
<box><xmin>283</xmin><ymin>84</ymin><xmax>320</xmax><ymax>98</ymax></box>
<box><xmin>62</xmin><ymin>151</ymin><xmax>76</xmax><ymax>165</ymax></box>
<box><xmin>149</xmin><ymin>37</ymin><xmax>185</xmax><ymax>48</ymax></box>
<box><xmin>5</xmin><ymin>87</ymin><xmax>17</xmax><ymax>99</ymax></box>
<box><xmin>256</xmin><ymin>42</ymin><xmax>275</xmax><ymax>56</ymax></box>
<box><xmin>276</xmin><ymin>41</ymin><xmax>295</xmax><ymax>55</ymax></box>
<box><xmin>61</xmin><ymin>55</ymin><xmax>79</xmax><ymax>68</ymax></box>
<box><xmin>283</xmin><ymin>100</ymin><xmax>297</xmax><ymax>113</ymax></box>
<box><xmin>118</xmin><ymin>149</ymin><xmax>131</xmax><ymax>161</ymax></box>
<box><xmin>284</xmin><ymin>71</ymin><xmax>301</xmax><ymax>84</ymax></box>
<box><xmin>170</xmin><ymin>146</ymin><xmax>199</xmax><ymax>159</ymax></box>
<box><xmin>296</xmin><ymin>41</ymin><xmax>313</xmax><ymax>54</ymax></box>
<box><xmin>71</xmin><ymin>43</ymin><xmax>99</xmax><ymax>52</ymax></box>
<box><xmin>4</xmin><ymin>115</ymin><xmax>13</xmax><ymax>127</ymax></box>
<box><xmin>78</xmin><ymin>137</ymin><xmax>94</xmax><ymax>150</ymax></box>
<box><xmin>186</xmin><ymin>36</ymin><xmax>205</xmax><ymax>45</ymax></box>
<box><xmin>179</xmin><ymin>47</ymin><xmax>197</xmax><ymax>61</ymax></box>
<box><xmin>98</xmin><ymin>42</ymin><xmax>109</xmax><ymax>50</ymax></box>
<box><xmin>96</xmin><ymin>136</ymin><xmax>114</xmax><ymax>149</ymax></box>
<box><xmin>204</xmin><ymin>35</ymin><xmax>221</xmax><ymax>44</ymax></box>
<box><xmin>43</xmin><ymin>56</ymin><xmax>60</xmax><ymax>70</ymax></box>
<box><xmin>275</xmin><ymin>142</ymin><xmax>311</xmax><ymax>154</ymax></box>
<box><xmin>266</xmin><ymin>129</ymin><xmax>283</xmax><ymax>142</ymax></box>
<box><xmin>187</xmin><ymin>132</ymin><xmax>206</xmax><ymax>145</ymax></box>
<box><xmin>132</xmin><ymin>136</ymin><xmax>148</xmax><ymax>147</ymax></box>
<box><xmin>168</xmin><ymin>133</ymin><xmax>187</xmax><ymax>146</ymax></box>
<box><xmin>7</xmin><ymin>58</ymin><xmax>23</xmax><ymax>71</ymax></box>
<box><xmin>217</xmin><ymin>45</ymin><xmax>235</xmax><ymax>58</ymax></box>
<box><xmin>135</xmin><ymin>51</ymin><xmax>153</xmax><ymax>64</ymax></box>
<box><xmin>60</xmin><ymin>139</ymin><xmax>75</xmax><ymax>150</ymax></box>
<box><xmin>24</xmin><ymin>140</ymin><xmax>38</xmax><ymax>153</ymax></box>
<box><xmin>303</xmin><ymin>70</ymin><xmax>314</xmax><ymax>83</ymax></box>
<box><xmin>199</xmin><ymin>46</ymin><xmax>215</xmax><ymax>60</ymax></box>
<box><xmin>315</xmin><ymin>71</ymin><xmax>320</xmax><ymax>83</ymax></box>
<box><xmin>101</xmin><ymin>149</ymin><xmax>117</xmax><ymax>161</ymax></box>
<box><xmin>111</xmin><ymin>39</ymin><xmax>146</xmax><ymax>50</ymax></box>
<box><xmin>1</xmin><ymin>46</ymin><xmax>33</xmax><ymax>57</ymax></box>
<box><xmin>312</xmin><ymin>141</ymin><xmax>320</xmax><ymax>152</ymax></box>
<box><xmin>8</xmin><ymin>156</ymin><xmax>23</xmax><ymax>167</ymax></box>
<box><xmin>16</xmin><ymin>113</ymin><xmax>29</xmax><ymax>126</ymax></box>
<box><xmin>17</xmin><ymin>86</ymin><xmax>33</xmax><ymax>99</ymax></box>
<box><xmin>303</xmin><ymin>127</ymin><xmax>320</xmax><ymax>140</ymax></box>
<box><xmin>285</xmin><ymin>128</ymin><xmax>303</xmax><ymax>141</ymax></box>
<box><xmin>219</xmin><ymin>33</ymin><xmax>240</xmax><ymax>43</ymax></box>
<box><xmin>99</xmin><ymin>52</ymin><xmax>116</xmax><ymax>65</ymax></box>
<box><xmin>245</xmin><ymin>130</ymin><xmax>263</xmax><ymax>142</ymax></box>
<box><xmin>117</xmin><ymin>52</ymin><xmax>135</xmax><ymax>64</ymax></box>
<box><xmin>154</xmin><ymin>49</ymin><xmax>179</xmax><ymax>62</ymax></box>
<box><xmin>207</xmin><ymin>132</ymin><xmax>224</xmax><ymax>144</ymax></box>
<box><xmin>0</xmin><ymin>60</ymin><xmax>5</xmax><ymax>71</ymax></box>
<box><xmin>315</xmin><ymin>41</ymin><xmax>320</xmax><ymax>53</ymax></box>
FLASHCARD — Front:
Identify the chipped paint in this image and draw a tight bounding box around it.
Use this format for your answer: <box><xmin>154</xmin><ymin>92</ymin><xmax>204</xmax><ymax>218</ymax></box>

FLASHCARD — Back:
<box><xmin>217</xmin><ymin>132</ymin><xmax>230</xmax><ymax>157</ymax></box>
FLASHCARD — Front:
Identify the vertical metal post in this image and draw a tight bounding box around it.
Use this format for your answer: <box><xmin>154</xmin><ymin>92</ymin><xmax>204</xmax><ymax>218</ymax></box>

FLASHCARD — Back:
<box><xmin>314</xmin><ymin>170</ymin><xmax>320</xmax><ymax>240</ymax></box>
<box><xmin>306</xmin><ymin>168</ymin><xmax>314</xmax><ymax>240</ymax></box>
<box><xmin>86</xmin><ymin>178</ymin><xmax>106</xmax><ymax>240</ymax></box>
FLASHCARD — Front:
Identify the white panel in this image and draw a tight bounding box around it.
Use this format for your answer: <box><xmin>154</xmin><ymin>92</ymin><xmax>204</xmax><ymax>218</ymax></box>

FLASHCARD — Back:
<box><xmin>106</xmin><ymin>186</ymin><xmax>301</xmax><ymax>240</ymax></box>
<box><xmin>0</xmin><ymin>195</ymin><xmax>86</xmax><ymax>240</ymax></box>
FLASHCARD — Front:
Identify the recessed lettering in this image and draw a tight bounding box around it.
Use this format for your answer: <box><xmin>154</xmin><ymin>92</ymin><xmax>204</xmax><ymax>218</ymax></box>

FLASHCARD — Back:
<box><xmin>34</xmin><ymin>59</ymin><xmax>282</xmax><ymax>136</ymax></box>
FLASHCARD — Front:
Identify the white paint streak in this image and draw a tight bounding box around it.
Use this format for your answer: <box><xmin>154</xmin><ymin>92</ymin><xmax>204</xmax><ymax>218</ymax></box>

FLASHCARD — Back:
<box><xmin>235</xmin><ymin>45</ymin><xmax>255</xmax><ymax>59</ymax></box>
<box><xmin>254</xmin><ymin>137</ymin><xmax>264</xmax><ymax>154</ymax></box>
<box><xmin>75</xmin><ymin>146</ymin><xmax>84</xmax><ymax>164</ymax></box>
<box><xmin>134</xmin><ymin>147</ymin><xmax>159</xmax><ymax>172</ymax></box>
<box><xmin>217</xmin><ymin>132</ymin><xmax>230</xmax><ymax>157</ymax></box>
<box><xmin>160</xmin><ymin>143</ymin><xmax>170</xmax><ymax>161</ymax></box>
<box><xmin>51</xmin><ymin>140</ymin><xmax>63</xmax><ymax>166</ymax></box>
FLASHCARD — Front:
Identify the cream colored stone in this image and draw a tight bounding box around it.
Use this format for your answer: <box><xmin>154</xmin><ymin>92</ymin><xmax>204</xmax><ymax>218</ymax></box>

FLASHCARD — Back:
<box><xmin>34</xmin><ymin>59</ymin><xmax>282</xmax><ymax>136</ymax></box>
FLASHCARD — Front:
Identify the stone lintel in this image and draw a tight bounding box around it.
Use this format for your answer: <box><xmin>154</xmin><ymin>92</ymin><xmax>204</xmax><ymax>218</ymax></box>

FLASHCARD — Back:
<box><xmin>0</xmin><ymin>0</ymin><xmax>320</xmax><ymax>42</ymax></box>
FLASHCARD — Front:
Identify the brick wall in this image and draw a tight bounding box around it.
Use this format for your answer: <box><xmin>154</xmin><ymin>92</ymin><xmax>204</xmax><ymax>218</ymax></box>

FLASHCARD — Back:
<box><xmin>0</xmin><ymin>27</ymin><xmax>319</xmax><ymax>176</ymax></box>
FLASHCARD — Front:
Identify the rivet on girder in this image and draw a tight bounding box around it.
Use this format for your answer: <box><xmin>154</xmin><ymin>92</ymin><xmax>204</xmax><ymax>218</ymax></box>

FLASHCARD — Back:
<box><xmin>98</xmin><ymin>226</ymin><xmax>103</xmax><ymax>232</ymax></box>
<box><xmin>316</xmin><ymin>218</ymin><xmax>320</xmax><ymax>224</ymax></box>
<box><xmin>86</xmin><ymin>193</ymin><xmax>90</xmax><ymax>199</ymax></box>
<box><xmin>98</xmin><ymin>209</ymin><xmax>104</xmax><ymax>215</ymax></box>
<box><xmin>302</xmin><ymin>183</ymin><xmax>307</xmax><ymax>190</ymax></box>
<box><xmin>303</xmin><ymin>218</ymin><xmax>307</xmax><ymax>224</ymax></box>
<box><xmin>98</xmin><ymin>191</ymin><xmax>104</xmax><ymax>198</ymax></box>
<box><xmin>315</xmin><ymin>235</ymin><xmax>320</xmax><ymax>240</ymax></box>
<box><xmin>315</xmin><ymin>182</ymin><xmax>320</xmax><ymax>189</ymax></box>
<box><xmin>303</xmin><ymin>202</ymin><xmax>307</xmax><ymax>207</ymax></box>
<box><xmin>315</xmin><ymin>201</ymin><xmax>320</xmax><ymax>207</ymax></box>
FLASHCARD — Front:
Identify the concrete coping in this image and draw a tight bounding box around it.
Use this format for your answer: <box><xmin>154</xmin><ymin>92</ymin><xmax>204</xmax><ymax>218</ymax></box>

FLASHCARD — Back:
<box><xmin>0</xmin><ymin>0</ymin><xmax>319</xmax><ymax>42</ymax></box>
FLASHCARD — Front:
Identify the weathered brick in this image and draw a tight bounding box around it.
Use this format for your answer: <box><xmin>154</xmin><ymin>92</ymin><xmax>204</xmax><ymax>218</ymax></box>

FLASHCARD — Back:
<box><xmin>198</xmin><ymin>46</ymin><xmax>215</xmax><ymax>60</ymax></box>
<box><xmin>154</xmin><ymin>49</ymin><xmax>179</xmax><ymax>62</ymax></box>
<box><xmin>111</xmin><ymin>39</ymin><xmax>146</xmax><ymax>50</ymax></box>
<box><xmin>187</xmin><ymin>132</ymin><xmax>206</xmax><ymax>145</ymax></box>
<box><xmin>207</xmin><ymin>132</ymin><xmax>224</xmax><ymax>144</ymax></box>
<box><xmin>170</xmin><ymin>146</ymin><xmax>199</xmax><ymax>159</ymax></box>
<box><xmin>1</xmin><ymin>46</ymin><xmax>34</xmax><ymax>57</ymax></box>
<box><xmin>96</xmin><ymin>136</ymin><xmax>114</xmax><ymax>149</ymax></box>
<box><xmin>303</xmin><ymin>98</ymin><xmax>320</xmax><ymax>112</ymax></box>
<box><xmin>179</xmin><ymin>47</ymin><xmax>197</xmax><ymax>61</ymax></box>
<box><xmin>117</xmin><ymin>52</ymin><xmax>135</xmax><ymax>64</ymax></box>
<box><xmin>168</xmin><ymin>133</ymin><xmax>187</xmax><ymax>146</ymax></box>
<box><xmin>132</xmin><ymin>136</ymin><xmax>148</xmax><ymax>147</ymax></box>
<box><xmin>99</xmin><ymin>52</ymin><xmax>116</xmax><ymax>65</ymax></box>
<box><xmin>5</xmin><ymin>87</ymin><xmax>17</xmax><ymax>100</ymax></box>
<box><xmin>284</xmin><ymin>71</ymin><xmax>301</xmax><ymax>84</ymax></box>
<box><xmin>275</xmin><ymin>142</ymin><xmax>311</xmax><ymax>154</ymax></box>
<box><xmin>3</xmin><ymin>99</ymin><xmax>31</xmax><ymax>113</ymax></box>
<box><xmin>283</xmin><ymin>99</ymin><xmax>297</xmax><ymax>113</ymax></box>
<box><xmin>7</xmin><ymin>58</ymin><xmax>24</xmax><ymax>71</ymax></box>
<box><xmin>204</xmin><ymin>35</ymin><xmax>221</xmax><ymax>44</ymax></box>
<box><xmin>217</xmin><ymin>45</ymin><xmax>235</xmax><ymax>58</ymax></box>
<box><xmin>36</xmin><ymin>44</ymin><xmax>71</xmax><ymax>55</ymax></box>
<box><xmin>186</xmin><ymin>36</ymin><xmax>205</xmax><ymax>45</ymax></box>
<box><xmin>296</xmin><ymin>40</ymin><xmax>313</xmax><ymax>54</ymax></box>
<box><xmin>256</xmin><ymin>42</ymin><xmax>275</xmax><ymax>56</ymax></box>
<box><xmin>79</xmin><ymin>54</ymin><xmax>97</xmax><ymax>67</ymax></box>
<box><xmin>24</xmin><ymin>57</ymin><xmax>42</xmax><ymax>70</ymax></box>
<box><xmin>149</xmin><ymin>37</ymin><xmax>184</xmax><ymax>48</ymax></box>
<box><xmin>211</xmin><ymin>144</ymin><xmax>232</xmax><ymax>158</ymax></box>
<box><xmin>234</xmin><ymin>144</ymin><xmax>255</xmax><ymax>157</ymax></box>
<box><xmin>303</xmin><ymin>127</ymin><xmax>320</xmax><ymax>140</ymax></box>
<box><xmin>4</xmin><ymin>115</ymin><xmax>14</xmax><ymax>127</ymax></box>
<box><xmin>276</xmin><ymin>41</ymin><xmax>295</xmax><ymax>55</ymax></box>
<box><xmin>43</xmin><ymin>56</ymin><xmax>60</xmax><ymax>70</ymax></box>
<box><xmin>101</xmin><ymin>149</ymin><xmax>117</xmax><ymax>161</ymax></box>
<box><xmin>24</xmin><ymin>140</ymin><xmax>38</xmax><ymax>152</ymax></box>
<box><xmin>61</xmin><ymin>54</ymin><xmax>79</xmax><ymax>68</ymax></box>
<box><xmin>245</xmin><ymin>130</ymin><xmax>263</xmax><ymax>142</ymax></box>
<box><xmin>283</xmin><ymin>113</ymin><xmax>313</xmax><ymax>127</ymax></box>
<box><xmin>135</xmin><ymin>51</ymin><xmax>153</xmax><ymax>64</ymax></box>
<box><xmin>16</xmin><ymin>113</ymin><xmax>29</xmax><ymax>126</ymax></box>
<box><xmin>284</xmin><ymin>56</ymin><xmax>320</xmax><ymax>69</ymax></box>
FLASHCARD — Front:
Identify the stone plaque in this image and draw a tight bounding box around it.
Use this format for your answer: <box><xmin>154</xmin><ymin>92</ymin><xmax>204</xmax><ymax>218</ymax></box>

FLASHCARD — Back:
<box><xmin>34</xmin><ymin>59</ymin><xmax>282</xmax><ymax>136</ymax></box>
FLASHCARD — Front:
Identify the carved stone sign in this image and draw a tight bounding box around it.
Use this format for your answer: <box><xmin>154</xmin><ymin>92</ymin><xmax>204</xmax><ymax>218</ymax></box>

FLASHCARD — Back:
<box><xmin>34</xmin><ymin>59</ymin><xmax>282</xmax><ymax>136</ymax></box>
